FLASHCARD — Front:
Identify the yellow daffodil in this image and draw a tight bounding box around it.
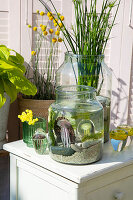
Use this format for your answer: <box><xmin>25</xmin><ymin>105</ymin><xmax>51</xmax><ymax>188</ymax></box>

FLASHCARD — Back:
<box><xmin>57</xmin><ymin>13</ymin><xmax>61</xmax><ymax>16</ymax></box>
<box><xmin>41</xmin><ymin>25</ymin><xmax>47</xmax><ymax>31</ymax></box>
<box><xmin>18</xmin><ymin>110</ymin><xmax>38</xmax><ymax>126</ymax></box>
<box><xmin>28</xmin><ymin>24</ymin><xmax>32</xmax><ymax>28</ymax></box>
<box><xmin>40</xmin><ymin>11</ymin><xmax>45</xmax><ymax>16</ymax></box>
<box><xmin>43</xmin><ymin>31</ymin><xmax>48</xmax><ymax>36</ymax></box>
<box><xmin>47</xmin><ymin>12</ymin><xmax>52</xmax><ymax>17</ymax></box>
<box><xmin>36</xmin><ymin>10</ymin><xmax>39</xmax><ymax>14</ymax></box>
<box><xmin>55</xmin><ymin>30</ymin><xmax>60</xmax><ymax>36</ymax></box>
<box><xmin>33</xmin><ymin>27</ymin><xmax>37</xmax><ymax>31</ymax></box>
<box><xmin>22</xmin><ymin>112</ymin><xmax>26</xmax><ymax>116</ymax></box>
<box><xmin>58</xmin><ymin>37</ymin><xmax>63</xmax><ymax>42</ymax></box>
<box><xmin>28</xmin><ymin>120</ymin><xmax>32</xmax><ymax>125</ymax></box>
<box><xmin>40</xmin><ymin>24</ymin><xmax>43</xmax><ymax>27</ymax></box>
<box><xmin>49</xmin><ymin>16</ymin><xmax>54</xmax><ymax>20</ymax></box>
<box><xmin>54</xmin><ymin>23</ymin><xmax>57</xmax><ymax>27</ymax></box>
<box><xmin>31</xmin><ymin>51</ymin><xmax>36</xmax><ymax>56</ymax></box>
<box><xmin>52</xmin><ymin>38</ymin><xmax>57</xmax><ymax>43</ymax></box>
<box><xmin>60</xmin><ymin>16</ymin><xmax>64</xmax><ymax>21</ymax></box>
<box><xmin>53</xmin><ymin>19</ymin><xmax>58</xmax><ymax>24</ymax></box>
<box><xmin>49</xmin><ymin>29</ymin><xmax>54</xmax><ymax>34</ymax></box>
<box><xmin>26</xmin><ymin>109</ymin><xmax>30</xmax><ymax>113</ymax></box>
<box><xmin>59</xmin><ymin>23</ymin><xmax>63</xmax><ymax>28</ymax></box>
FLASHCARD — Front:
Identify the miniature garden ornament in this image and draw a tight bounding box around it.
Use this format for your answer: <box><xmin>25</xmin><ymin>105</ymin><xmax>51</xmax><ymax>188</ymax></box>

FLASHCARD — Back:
<box><xmin>110</xmin><ymin>125</ymin><xmax>133</xmax><ymax>151</ymax></box>
<box><xmin>33</xmin><ymin>128</ymin><xmax>48</xmax><ymax>155</ymax></box>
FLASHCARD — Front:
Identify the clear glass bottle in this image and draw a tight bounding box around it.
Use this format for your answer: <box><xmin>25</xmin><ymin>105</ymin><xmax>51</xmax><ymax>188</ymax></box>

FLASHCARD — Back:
<box><xmin>48</xmin><ymin>85</ymin><xmax>104</xmax><ymax>165</ymax></box>
<box><xmin>56</xmin><ymin>52</ymin><xmax>112</xmax><ymax>143</ymax></box>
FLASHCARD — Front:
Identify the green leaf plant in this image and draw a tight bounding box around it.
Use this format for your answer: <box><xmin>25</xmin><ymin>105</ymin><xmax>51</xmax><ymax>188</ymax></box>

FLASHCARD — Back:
<box><xmin>0</xmin><ymin>45</ymin><xmax>37</xmax><ymax>109</ymax></box>
<box><xmin>39</xmin><ymin>0</ymin><xmax>121</xmax><ymax>90</ymax></box>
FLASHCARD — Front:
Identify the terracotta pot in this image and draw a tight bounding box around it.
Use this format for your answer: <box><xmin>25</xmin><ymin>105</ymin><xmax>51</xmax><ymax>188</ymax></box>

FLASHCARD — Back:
<box><xmin>18</xmin><ymin>97</ymin><xmax>54</xmax><ymax>138</ymax></box>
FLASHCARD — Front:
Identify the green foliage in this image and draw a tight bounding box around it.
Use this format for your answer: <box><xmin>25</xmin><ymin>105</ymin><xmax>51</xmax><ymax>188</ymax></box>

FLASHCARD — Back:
<box><xmin>0</xmin><ymin>45</ymin><xmax>37</xmax><ymax>109</ymax></box>
<box><xmin>39</xmin><ymin>0</ymin><xmax>120</xmax><ymax>55</ymax></box>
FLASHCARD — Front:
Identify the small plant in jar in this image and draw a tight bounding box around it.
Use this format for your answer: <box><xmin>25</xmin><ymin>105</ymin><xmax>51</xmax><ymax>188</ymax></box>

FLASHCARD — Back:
<box><xmin>18</xmin><ymin>109</ymin><xmax>46</xmax><ymax>147</ymax></box>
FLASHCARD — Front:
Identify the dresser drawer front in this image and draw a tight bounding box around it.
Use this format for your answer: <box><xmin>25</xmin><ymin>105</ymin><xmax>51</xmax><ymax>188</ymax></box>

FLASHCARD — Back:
<box><xmin>87</xmin><ymin>175</ymin><xmax>133</xmax><ymax>200</ymax></box>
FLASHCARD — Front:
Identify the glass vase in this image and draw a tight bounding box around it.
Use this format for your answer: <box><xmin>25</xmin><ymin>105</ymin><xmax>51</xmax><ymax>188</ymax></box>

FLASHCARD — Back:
<box><xmin>56</xmin><ymin>52</ymin><xmax>112</xmax><ymax>142</ymax></box>
<box><xmin>23</xmin><ymin>117</ymin><xmax>46</xmax><ymax>147</ymax></box>
<box><xmin>48</xmin><ymin>85</ymin><xmax>104</xmax><ymax>165</ymax></box>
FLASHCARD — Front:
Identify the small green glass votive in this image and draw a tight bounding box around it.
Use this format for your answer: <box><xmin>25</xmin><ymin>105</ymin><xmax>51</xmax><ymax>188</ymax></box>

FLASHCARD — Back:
<box><xmin>23</xmin><ymin>117</ymin><xmax>46</xmax><ymax>147</ymax></box>
<box><xmin>32</xmin><ymin>128</ymin><xmax>48</xmax><ymax>155</ymax></box>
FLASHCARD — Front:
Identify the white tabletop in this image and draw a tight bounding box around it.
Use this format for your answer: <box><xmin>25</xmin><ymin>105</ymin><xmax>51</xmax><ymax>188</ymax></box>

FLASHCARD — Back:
<box><xmin>3</xmin><ymin>140</ymin><xmax>133</xmax><ymax>184</ymax></box>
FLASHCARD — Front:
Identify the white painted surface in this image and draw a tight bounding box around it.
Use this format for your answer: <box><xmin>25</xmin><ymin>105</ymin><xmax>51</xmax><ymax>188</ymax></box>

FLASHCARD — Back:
<box><xmin>4</xmin><ymin>140</ymin><xmax>133</xmax><ymax>200</ymax></box>
<box><xmin>0</xmin><ymin>0</ymin><xmax>8</xmax><ymax>46</ymax></box>
<box><xmin>87</xmin><ymin>175</ymin><xmax>133</xmax><ymax>200</ymax></box>
<box><xmin>0</xmin><ymin>0</ymin><xmax>21</xmax><ymax>50</ymax></box>
<box><xmin>4</xmin><ymin>140</ymin><xmax>133</xmax><ymax>184</ymax></box>
<box><xmin>21</xmin><ymin>0</ymin><xmax>32</xmax><ymax>62</ymax></box>
<box><xmin>0</xmin><ymin>0</ymin><xmax>8</xmax><ymax>11</ymax></box>
<box><xmin>8</xmin><ymin>0</ymin><xmax>21</xmax><ymax>52</ymax></box>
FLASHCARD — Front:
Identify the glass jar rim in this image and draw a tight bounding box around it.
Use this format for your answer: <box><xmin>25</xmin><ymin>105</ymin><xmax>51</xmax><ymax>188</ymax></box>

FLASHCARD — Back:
<box><xmin>56</xmin><ymin>85</ymin><xmax>96</xmax><ymax>95</ymax></box>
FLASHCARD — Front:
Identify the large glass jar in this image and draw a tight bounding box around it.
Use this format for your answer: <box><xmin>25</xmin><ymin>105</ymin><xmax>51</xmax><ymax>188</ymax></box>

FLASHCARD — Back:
<box><xmin>56</xmin><ymin>52</ymin><xmax>112</xmax><ymax>143</ymax></box>
<box><xmin>48</xmin><ymin>85</ymin><xmax>104</xmax><ymax>165</ymax></box>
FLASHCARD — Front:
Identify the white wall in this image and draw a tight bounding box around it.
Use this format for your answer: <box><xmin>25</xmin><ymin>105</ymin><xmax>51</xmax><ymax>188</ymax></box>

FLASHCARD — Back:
<box><xmin>110</xmin><ymin>0</ymin><xmax>133</xmax><ymax>128</ymax></box>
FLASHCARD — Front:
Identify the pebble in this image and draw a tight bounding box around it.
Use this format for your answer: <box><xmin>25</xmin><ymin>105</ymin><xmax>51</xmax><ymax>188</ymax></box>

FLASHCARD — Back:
<box><xmin>71</xmin><ymin>144</ymin><xmax>82</xmax><ymax>152</ymax></box>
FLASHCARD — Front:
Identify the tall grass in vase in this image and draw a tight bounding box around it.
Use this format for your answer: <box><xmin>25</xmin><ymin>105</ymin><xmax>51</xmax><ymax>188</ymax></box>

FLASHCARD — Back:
<box><xmin>39</xmin><ymin>0</ymin><xmax>120</xmax><ymax>91</ymax></box>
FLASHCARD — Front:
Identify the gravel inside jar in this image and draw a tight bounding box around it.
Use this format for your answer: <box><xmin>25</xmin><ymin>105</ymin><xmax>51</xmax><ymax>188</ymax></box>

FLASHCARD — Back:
<box><xmin>50</xmin><ymin>141</ymin><xmax>102</xmax><ymax>165</ymax></box>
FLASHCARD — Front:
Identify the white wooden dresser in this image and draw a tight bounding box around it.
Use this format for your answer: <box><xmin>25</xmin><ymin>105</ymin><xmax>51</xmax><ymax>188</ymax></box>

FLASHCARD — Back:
<box><xmin>3</xmin><ymin>140</ymin><xmax>133</xmax><ymax>200</ymax></box>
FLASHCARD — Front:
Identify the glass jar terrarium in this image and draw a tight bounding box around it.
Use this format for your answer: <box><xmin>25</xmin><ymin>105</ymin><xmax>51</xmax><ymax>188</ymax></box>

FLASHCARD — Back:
<box><xmin>56</xmin><ymin>52</ymin><xmax>112</xmax><ymax>143</ymax></box>
<box><xmin>23</xmin><ymin>117</ymin><xmax>46</xmax><ymax>147</ymax></box>
<box><xmin>48</xmin><ymin>85</ymin><xmax>104</xmax><ymax>165</ymax></box>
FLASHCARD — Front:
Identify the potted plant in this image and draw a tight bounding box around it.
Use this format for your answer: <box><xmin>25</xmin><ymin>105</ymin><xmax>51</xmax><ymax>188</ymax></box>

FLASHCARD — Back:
<box><xmin>0</xmin><ymin>45</ymin><xmax>37</xmax><ymax>149</ymax></box>
<box><xmin>18</xmin><ymin>9</ymin><xmax>63</xmax><ymax>133</ymax></box>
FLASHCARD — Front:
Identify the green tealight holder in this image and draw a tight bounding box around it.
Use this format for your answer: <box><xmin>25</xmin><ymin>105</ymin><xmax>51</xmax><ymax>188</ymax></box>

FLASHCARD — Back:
<box><xmin>23</xmin><ymin>117</ymin><xmax>46</xmax><ymax>147</ymax></box>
